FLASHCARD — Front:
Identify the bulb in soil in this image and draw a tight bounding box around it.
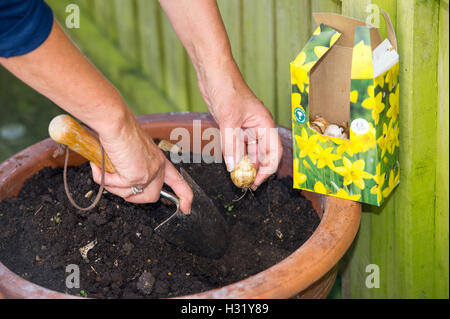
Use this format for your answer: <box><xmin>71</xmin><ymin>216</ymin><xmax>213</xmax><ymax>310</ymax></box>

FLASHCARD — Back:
<box><xmin>230</xmin><ymin>155</ymin><xmax>256</xmax><ymax>189</ymax></box>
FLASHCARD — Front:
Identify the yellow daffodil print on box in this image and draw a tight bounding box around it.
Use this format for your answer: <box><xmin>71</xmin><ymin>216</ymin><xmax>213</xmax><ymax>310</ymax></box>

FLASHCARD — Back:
<box><xmin>291</xmin><ymin>16</ymin><xmax>399</xmax><ymax>206</ymax></box>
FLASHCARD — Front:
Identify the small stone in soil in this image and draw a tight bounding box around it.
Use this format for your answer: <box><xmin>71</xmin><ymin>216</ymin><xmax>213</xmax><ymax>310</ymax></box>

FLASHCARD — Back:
<box><xmin>123</xmin><ymin>242</ymin><xmax>134</xmax><ymax>255</ymax></box>
<box><xmin>136</xmin><ymin>272</ymin><xmax>155</xmax><ymax>295</ymax></box>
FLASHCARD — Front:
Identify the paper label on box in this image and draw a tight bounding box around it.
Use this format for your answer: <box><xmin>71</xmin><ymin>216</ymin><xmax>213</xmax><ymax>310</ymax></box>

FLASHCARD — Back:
<box><xmin>373</xmin><ymin>39</ymin><xmax>399</xmax><ymax>78</ymax></box>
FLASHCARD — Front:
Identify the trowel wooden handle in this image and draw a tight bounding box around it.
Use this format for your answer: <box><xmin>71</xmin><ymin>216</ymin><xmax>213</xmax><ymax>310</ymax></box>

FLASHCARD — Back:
<box><xmin>48</xmin><ymin>114</ymin><xmax>116</xmax><ymax>173</ymax></box>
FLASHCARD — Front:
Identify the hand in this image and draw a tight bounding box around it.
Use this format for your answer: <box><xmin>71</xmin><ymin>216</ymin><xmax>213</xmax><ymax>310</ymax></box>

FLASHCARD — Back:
<box><xmin>90</xmin><ymin>110</ymin><xmax>193</xmax><ymax>214</ymax></box>
<box><xmin>197</xmin><ymin>59</ymin><xmax>283</xmax><ymax>190</ymax></box>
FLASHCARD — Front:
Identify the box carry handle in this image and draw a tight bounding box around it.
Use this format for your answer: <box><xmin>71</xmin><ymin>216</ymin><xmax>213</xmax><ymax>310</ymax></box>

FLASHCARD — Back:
<box><xmin>381</xmin><ymin>9</ymin><xmax>397</xmax><ymax>51</ymax></box>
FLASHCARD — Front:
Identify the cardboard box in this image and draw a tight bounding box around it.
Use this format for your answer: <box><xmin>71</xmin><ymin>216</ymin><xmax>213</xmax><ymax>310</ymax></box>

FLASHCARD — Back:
<box><xmin>291</xmin><ymin>11</ymin><xmax>399</xmax><ymax>206</ymax></box>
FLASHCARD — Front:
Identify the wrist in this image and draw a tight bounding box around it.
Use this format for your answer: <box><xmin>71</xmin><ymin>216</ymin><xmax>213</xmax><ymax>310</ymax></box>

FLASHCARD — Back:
<box><xmin>94</xmin><ymin>103</ymin><xmax>136</xmax><ymax>141</ymax></box>
<box><xmin>196</xmin><ymin>57</ymin><xmax>249</xmax><ymax>109</ymax></box>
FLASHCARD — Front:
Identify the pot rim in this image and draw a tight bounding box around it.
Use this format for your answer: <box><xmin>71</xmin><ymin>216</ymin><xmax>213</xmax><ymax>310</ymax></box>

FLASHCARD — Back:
<box><xmin>0</xmin><ymin>112</ymin><xmax>361</xmax><ymax>299</ymax></box>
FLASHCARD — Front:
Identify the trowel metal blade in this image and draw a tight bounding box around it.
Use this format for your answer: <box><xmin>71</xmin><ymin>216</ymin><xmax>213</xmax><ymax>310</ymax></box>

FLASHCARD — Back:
<box><xmin>154</xmin><ymin>168</ymin><xmax>229</xmax><ymax>259</ymax></box>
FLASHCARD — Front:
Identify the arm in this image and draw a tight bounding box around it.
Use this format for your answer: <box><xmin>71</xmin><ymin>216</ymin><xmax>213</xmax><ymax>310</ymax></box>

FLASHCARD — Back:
<box><xmin>159</xmin><ymin>0</ymin><xmax>282</xmax><ymax>189</ymax></box>
<box><xmin>0</xmin><ymin>20</ymin><xmax>193</xmax><ymax>213</ymax></box>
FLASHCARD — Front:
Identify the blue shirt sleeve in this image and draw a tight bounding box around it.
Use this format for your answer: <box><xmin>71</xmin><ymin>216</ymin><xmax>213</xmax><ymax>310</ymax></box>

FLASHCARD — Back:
<box><xmin>0</xmin><ymin>0</ymin><xmax>54</xmax><ymax>58</ymax></box>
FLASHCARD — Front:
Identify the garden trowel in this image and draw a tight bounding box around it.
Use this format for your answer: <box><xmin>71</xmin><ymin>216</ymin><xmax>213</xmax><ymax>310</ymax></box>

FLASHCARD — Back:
<box><xmin>48</xmin><ymin>114</ymin><xmax>229</xmax><ymax>259</ymax></box>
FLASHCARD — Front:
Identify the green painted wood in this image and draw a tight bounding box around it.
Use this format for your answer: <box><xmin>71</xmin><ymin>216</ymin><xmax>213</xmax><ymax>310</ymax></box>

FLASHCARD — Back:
<box><xmin>394</xmin><ymin>0</ymin><xmax>440</xmax><ymax>298</ymax></box>
<box><xmin>242</xmin><ymin>0</ymin><xmax>277</xmax><ymax>121</ymax></box>
<box><xmin>435</xmin><ymin>0</ymin><xmax>449</xmax><ymax>299</ymax></box>
<box><xmin>341</xmin><ymin>0</ymin><xmax>373</xmax><ymax>21</ymax></box>
<box><xmin>160</xmin><ymin>10</ymin><xmax>189</xmax><ymax>111</ymax></box>
<box><xmin>186</xmin><ymin>58</ymin><xmax>208</xmax><ymax>112</ymax></box>
<box><xmin>311</xmin><ymin>0</ymin><xmax>341</xmax><ymax>13</ymax></box>
<box><xmin>94</xmin><ymin>0</ymin><xmax>118</xmax><ymax>43</ymax></box>
<box><xmin>47</xmin><ymin>0</ymin><xmax>178</xmax><ymax>115</ymax></box>
<box><xmin>76</xmin><ymin>0</ymin><xmax>91</xmax><ymax>17</ymax></box>
<box><xmin>275</xmin><ymin>0</ymin><xmax>313</xmax><ymax>128</ymax></box>
<box><xmin>136</xmin><ymin>0</ymin><xmax>165</xmax><ymax>92</ymax></box>
<box><xmin>113</xmin><ymin>0</ymin><xmax>140</xmax><ymax>65</ymax></box>
<box><xmin>311</xmin><ymin>0</ymin><xmax>342</xmax><ymax>30</ymax></box>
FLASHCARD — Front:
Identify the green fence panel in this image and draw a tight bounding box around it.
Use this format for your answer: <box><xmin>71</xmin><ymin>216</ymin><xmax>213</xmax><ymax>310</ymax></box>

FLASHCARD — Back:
<box><xmin>93</xmin><ymin>0</ymin><xmax>117</xmax><ymax>43</ymax></box>
<box><xmin>136</xmin><ymin>0</ymin><xmax>165</xmax><ymax>92</ymax></box>
<box><xmin>113</xmin><ymin>0</ymin><xmax>140</xmax><ymax>65</ymax></box>
<box><xmin>160</xmin><ymin>10</ymin><xmax>189</xmax><ymax>111</ymax></box>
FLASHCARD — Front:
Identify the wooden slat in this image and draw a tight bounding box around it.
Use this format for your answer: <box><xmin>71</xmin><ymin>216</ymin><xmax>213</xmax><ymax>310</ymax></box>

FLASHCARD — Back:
<box><xmin>394</xmin><ymin>0</ymin><xmax>439</xmax><ymax>298</ymax></box>
<box><xmin>160</xmin><ymin>11</ymin><xmax>189</xmax><ymax>111</ymax></box>
<box><xmin>275</xmin><ymin>0</ymin><xmax>313</xmax><ymax>128</ymax></box>
<box><xmin>113</xmin><ymin>0</ymin><xmax>140</xmax><ymax>65</ymax></box>
<box><xmin>136</xmin><ymin>0</ymin><xmax>165</xmax><ymax>92</ymax></box>
<box><xmin>242</xmin><ymin>0</ymin><xmax>277</xmax><ymax>122</ymax></box>
<box><xmin>186</xmin><ymin>59</ymin><xmax>208</xmax><ymax>112</ymax></box>
<box><xmin>76</xmin><ymin>0</ymin><xmax>91</xmax><ymax>15</ymax></box>
<box><xmin>311</xmin><ymin>0</ymin><xmax>342</xmax><ymax>30</ymax></box>
<box><xmin>311</xmin><ymin>0</ymin><xmax>341</xmax><ymax>13</ymax></box>
<box><xmin>341</xmin><ymin>0</ymin><xmax>372</xmax><ymax>21</ymax></box>
<box><xmin>94</xmin><ymin>0</ymin><xmax>117</xmax><ymax>43</ymax></box>
<box><xmin>435</xmin><ymin>0</ymin><xmax>449</xmax><ymax>299</ymax></box>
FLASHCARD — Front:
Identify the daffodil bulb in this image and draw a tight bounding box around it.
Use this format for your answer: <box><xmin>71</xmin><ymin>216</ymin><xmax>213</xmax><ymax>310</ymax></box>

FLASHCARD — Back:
<box><xmin>324</xmin><ymin>124</ymin><xmax>347</xmax><ymax>139</ymax></box>
<box><xmin>310</xmin><ymin>116</ymin><xmax>329</xmax><ymax>134</ymax></box>
<box><xmin>230</xmin><ymin>155</ymin><xmax>256</xmax><ymax>189</ymax></box>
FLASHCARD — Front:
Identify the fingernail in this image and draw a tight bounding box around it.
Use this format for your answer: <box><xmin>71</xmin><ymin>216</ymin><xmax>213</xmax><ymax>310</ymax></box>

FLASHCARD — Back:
<box><xmin>224</xmin><ymin>156</ymin><xmax>235</xmax><ymax>172</ymax></box>
<box><xmin>180</xmin><ymin>198</ymin><xmax>191</xmax><ymax>215</ymax></box>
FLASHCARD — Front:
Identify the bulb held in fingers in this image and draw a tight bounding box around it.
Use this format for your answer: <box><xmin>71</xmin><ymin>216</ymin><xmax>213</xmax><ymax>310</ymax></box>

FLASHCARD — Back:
<box><xmin>230</xmin><ymin>155</ymin><xmax>257</xmax><ymax>189</ymax></box>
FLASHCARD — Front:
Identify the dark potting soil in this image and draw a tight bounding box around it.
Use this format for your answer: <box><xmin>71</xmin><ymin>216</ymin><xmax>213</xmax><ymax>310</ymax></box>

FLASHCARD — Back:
<box><xmin>0</xmin><ymin>154</ymin><xmax>320</xmax><ymax>299</ymax></box>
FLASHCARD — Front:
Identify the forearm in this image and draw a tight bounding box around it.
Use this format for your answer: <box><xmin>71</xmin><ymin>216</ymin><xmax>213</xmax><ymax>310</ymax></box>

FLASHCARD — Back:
<box><xmin>0</xmin><ymin>20</ymin><xmax>132</xmax><ymax>137</ymax></box>
<box><xmin>159</xmin><ymin>0</ymin><xmax>232</xmax><ymax>69</ymax></box>
<box><xmin>159</xmin><ymin>0</ymin><xmax>251</xmax><ymax>112</ymax></box>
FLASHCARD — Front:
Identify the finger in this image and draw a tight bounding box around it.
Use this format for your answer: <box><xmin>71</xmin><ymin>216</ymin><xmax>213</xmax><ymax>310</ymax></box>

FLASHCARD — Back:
<box><xmin>221</xmin><ymin>125</ymin><xmax>245</xmax><ymax>172</ymax></box>
<box><xmin>243</xmin><ymin>128</ymin><xmax>259</xmax><ymax>170</ymax></box>
<box><xmin>103</xmin><ymin>185</ymin><xmax>135</xmax><ymax>199</ymax></box>
<box><xmin>251</xmin><ymin>128</ymin><xmax>283</xmax><ymax>190</ymax></box>
<box><xmin>124</xmin><ymin>173</ymin><xmax>164</xmax><ymax>204</ymax></box>
<box><xmin>163</xmin><ymin>160</ymin><xmax>193</xmax><ymax>215</ymax></box>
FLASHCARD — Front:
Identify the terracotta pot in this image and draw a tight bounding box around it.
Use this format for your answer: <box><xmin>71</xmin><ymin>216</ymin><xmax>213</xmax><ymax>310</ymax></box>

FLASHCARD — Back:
<box><xmin>0</xmin><ymin>113</ymin><xmax>361</xmax><ymax>299</ymax></box>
